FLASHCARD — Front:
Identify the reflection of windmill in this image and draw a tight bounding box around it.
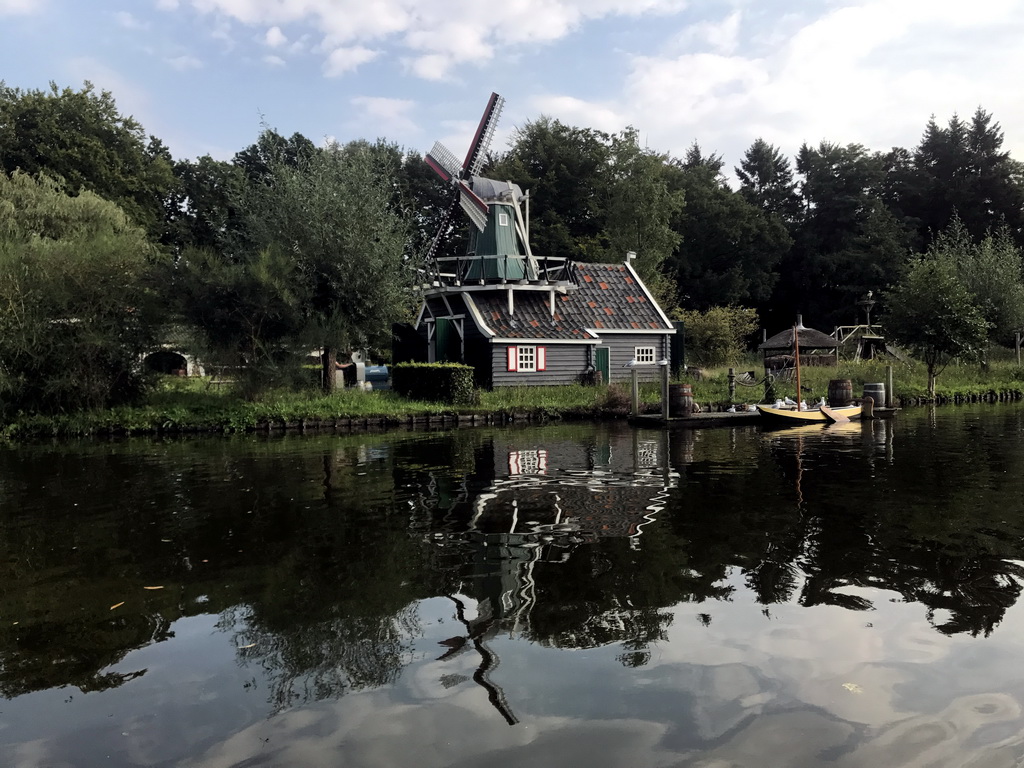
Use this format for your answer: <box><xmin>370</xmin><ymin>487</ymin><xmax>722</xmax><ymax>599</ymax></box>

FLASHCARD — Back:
<box><xmin>437</xmin><ymin>595</ymin><xmax>519</xmax><ymax>726</ymax></box>
<box><xmin>423</xmin><ymin>93</ymin><xmax>550</xmax><ymax>286</ymax></box>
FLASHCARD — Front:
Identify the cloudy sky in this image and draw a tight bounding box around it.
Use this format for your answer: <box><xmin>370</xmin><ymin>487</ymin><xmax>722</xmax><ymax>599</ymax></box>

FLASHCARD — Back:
<box><xmin>2</xmin><ymin>0</ymin><xmax>1023</xmax><ymax>177</ymax></box>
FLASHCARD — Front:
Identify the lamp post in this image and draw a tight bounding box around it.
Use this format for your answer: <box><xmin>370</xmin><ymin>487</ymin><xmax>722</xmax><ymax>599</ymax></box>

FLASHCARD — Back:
<box><xmin>857</xmin><ymin>291</ymin><xmax>876</xmax><ymax>330</ymax></box>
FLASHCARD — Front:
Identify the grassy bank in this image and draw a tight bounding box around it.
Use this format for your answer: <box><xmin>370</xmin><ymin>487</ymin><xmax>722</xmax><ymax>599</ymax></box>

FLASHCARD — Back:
<box><xmin>0</xmin><ymin>377</ymin><xmax>654</xmax><ymax>440</ymax></box>
<box><xmin>689</xmin><ymin>357</ymin><xmax>1024</xmax><ymax>407</ymax></box>
<box><xmin>5</xmin><ymin>359</ymin><xmax>1024</xmax><ymax>440</ymax></box>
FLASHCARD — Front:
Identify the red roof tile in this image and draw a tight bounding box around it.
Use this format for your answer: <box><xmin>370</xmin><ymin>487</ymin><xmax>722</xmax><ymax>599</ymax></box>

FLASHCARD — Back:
<box><xmin>604</xmin><ymin>307</ymin><xmax>614</xmax><ymax>315</ymax></box>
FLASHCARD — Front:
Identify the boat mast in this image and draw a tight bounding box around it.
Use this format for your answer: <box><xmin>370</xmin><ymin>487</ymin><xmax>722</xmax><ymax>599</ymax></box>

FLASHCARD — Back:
<box><xmin>793</xmin><ymin>323</ymin><xmax>802</xmax><ymax>411</ymax></box>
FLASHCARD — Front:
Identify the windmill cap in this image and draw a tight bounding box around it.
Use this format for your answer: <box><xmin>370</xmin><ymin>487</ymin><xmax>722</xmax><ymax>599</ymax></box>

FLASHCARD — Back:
<box><xmin>470</xmin><ymin>177</ymin><xmax>522</xmax><ymax>202</ymax></box>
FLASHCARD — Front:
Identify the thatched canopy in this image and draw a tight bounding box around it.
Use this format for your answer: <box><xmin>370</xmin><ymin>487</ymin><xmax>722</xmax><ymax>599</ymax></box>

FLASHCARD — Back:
<box><xmin>759</xmin><ymin>316</ymin><xmax>838</xmax><ymax>352</ymax></box>
<box><xmin>759</xmin><ymin>317</ymin><xmax>839</xmax><ymax>370</ymax></box>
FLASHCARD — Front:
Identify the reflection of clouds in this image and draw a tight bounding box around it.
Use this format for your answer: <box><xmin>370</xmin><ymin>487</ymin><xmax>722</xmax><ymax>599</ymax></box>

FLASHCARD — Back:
<box><xmin>192</xmin><ymin>690</ymin><xmax>672</xmax><ymax>768</ymax></box>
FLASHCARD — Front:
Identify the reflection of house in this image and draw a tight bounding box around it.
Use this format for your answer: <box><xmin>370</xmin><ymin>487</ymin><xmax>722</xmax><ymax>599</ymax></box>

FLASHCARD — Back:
<box><xmin>411</xmin><ymin>427</ymin><xmax>680</xmax><ymax>725</ymax></box>
<box><xmin>413</xmin><ymin>429</ymin><xmax>680</xmax><ymax>624</ymax></box>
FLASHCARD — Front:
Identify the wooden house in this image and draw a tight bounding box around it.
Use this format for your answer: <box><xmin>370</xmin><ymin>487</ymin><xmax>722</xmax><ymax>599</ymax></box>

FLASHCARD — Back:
<box><xmin>395</xmin><ymin>93</ymin><xmax>675</xmax><ymax>388</ymax></box>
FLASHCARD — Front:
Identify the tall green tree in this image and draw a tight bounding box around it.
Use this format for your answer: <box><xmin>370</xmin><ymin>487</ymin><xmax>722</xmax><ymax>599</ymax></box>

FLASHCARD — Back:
<box><xmin>902</xmin><ymin>109</ymin><xmax>1024</xmax><ymax>244</ymax></box>
<box><xmin>488</xmin><ymin>117</ymin><xmax>610</xmax><ymax>261</ymax></box>
<box><xmin>0</xmin><ymin>172</ymin><xmax>163</xmax><ymax>415</ymax></box>
<box><xmin>0</xmin><ymin>81</ymin><xmax>175</xmax><ymax>241</ymax></box>
<box><xmin>735</xmin><ymin>138</ymin><xmax>801</xmax><ymax>221</ymax></box>
<box><xmin>601</xmin><ymin>128</ymin><xmax>684</xmax><ymax>304</ymax></box>
<box><xmin>884</xmin><ymin>233</ymin><xmax>990</xmax><ymax>396</ymax></box>
<box><xmin>667</xmin><ymin>144</ymin><xmax>790</xmax><ymax>312</ymax></box>
<box><xmin>177</xmin><ymin>135</ymin><xmax>414</xmax><ymax>394</ymax></box>
<box><xmin>781</xmin><ymin>141</ymin><xmax>911</xmax><ymax>326</ymax></box>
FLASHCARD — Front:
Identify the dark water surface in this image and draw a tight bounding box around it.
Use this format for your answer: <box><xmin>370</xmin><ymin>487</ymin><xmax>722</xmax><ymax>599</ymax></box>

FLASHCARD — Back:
<box><xmin>4</xmin><ymin>405</ymin><xmax>1024</xmax><ymax>766</ymax></box>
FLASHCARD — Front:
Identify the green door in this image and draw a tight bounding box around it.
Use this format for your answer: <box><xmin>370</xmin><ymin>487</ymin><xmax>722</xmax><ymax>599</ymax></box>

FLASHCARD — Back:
<box><xmin>435</xmin><ymin>318</ymin><xmax>461</xmax><ymax>362</ymax></box>
<box><xmin>595</xmin><ymin>347</ymin><xmax>610</xmax><ymax>384</ymax></box>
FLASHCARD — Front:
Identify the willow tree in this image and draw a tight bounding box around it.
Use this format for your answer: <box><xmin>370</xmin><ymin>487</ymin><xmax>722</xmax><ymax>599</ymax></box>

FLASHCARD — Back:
<box><xmin>0</xmin><ymin>172</ymin><xmax>162</xmax><ymax>415</ymax></box>
<box><xmin>259</xmin><ymin>140</ymin><xmax>412</xmax><ymax>390</ymax></box>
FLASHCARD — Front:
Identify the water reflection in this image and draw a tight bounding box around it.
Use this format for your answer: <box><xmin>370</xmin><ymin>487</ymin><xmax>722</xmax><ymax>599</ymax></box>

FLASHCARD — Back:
<box><xmin>5</xmin><ymin>408</ymin><xmax>1024</xmax><ymax>765</ymax></box>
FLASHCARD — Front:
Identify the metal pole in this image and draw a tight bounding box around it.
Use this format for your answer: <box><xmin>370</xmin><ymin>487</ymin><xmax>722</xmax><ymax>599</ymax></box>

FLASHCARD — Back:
<box><xmin>728</xmin><ymin>367</ymin><xmax>736</xmax><ymax>402</ymax></box>
<box><xmin>661</xmin><ymin>363</ymin><xmax>670</xmax><ymax>421</ymax></box>
<box><xmin>886</xmin><ymin>364</ymin><xmax>894</xmax><ymax>408</ymax></box>
<box><xmin>631</xmin><ymin>367</ymin><xmax>639</xmax><ymax>418</ymax></box>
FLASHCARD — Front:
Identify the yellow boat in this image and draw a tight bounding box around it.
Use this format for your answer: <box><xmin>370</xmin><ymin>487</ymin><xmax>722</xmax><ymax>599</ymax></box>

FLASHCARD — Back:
<box><xmin>755</xmin><ymin>403</ymin><xmax>862</xmax><ymax>424</ymax></box>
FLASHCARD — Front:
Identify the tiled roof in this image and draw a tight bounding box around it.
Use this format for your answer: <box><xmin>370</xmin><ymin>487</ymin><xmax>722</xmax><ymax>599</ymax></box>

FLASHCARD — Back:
<box><xmin>469</xmin><ymin>262</ymin><xmax>671</xmax><ymax>341</ymax></box>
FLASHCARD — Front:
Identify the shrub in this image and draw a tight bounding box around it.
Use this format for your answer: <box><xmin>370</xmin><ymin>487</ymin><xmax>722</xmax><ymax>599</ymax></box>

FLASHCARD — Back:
<box><xmin>673</xmin><ymin>305</ymin><xmax>759</xmax><ymax>368</ymax></box>
<box><xmin>391</xmin><ymin>363</ymin><xmax>477</xmax><ymax>405</ymax></box>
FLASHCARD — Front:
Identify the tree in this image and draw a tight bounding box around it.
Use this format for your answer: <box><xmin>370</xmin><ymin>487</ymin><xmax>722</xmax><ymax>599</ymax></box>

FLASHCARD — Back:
<box><xmin>672</xmin><ymin>305</ymin><xmax>759</xmax><ymax>367</ymax></box>
<box><xmin>601</xmin><ymin>128</ymin><xmax>684</xmax><ymax>305</ymax></box>
<box><xmin>165</xmin><ymin>155</ymin><xmax>246</xmax><ymax>254</ymax></box>
<box><xmin>0</xmin><ymin>172</ymin><xmax>163</xmax><ymax>415</ymax></box>
<box><xmin>667</xmin><ymin>145</ymin><xmax>790</xmax><ymax>312</ymax></box>
<box><xmin>488</xmin><ymin>117</ymin><xmax>610</xmax><ymax>261</ymax></box>
<box><xmin>781</xmin><ymin>141</ymin><xmax>911</xmax><ymax>326</ymax></box>
<box><xmin>735</xmin><ymin>138</ymin><xmax>800</xmax><ymax>221</ymax></box>
<box><xmin>898</xmin><ymin>109</ymin><xmax>1024</xmax><ymax>245</ymax></box>
<box><xmin>0</xmin><ymin>81</ymin><xmax>175</xmax><ymax>240</ymax></box>
<box><xmin>177</xmin><ymin>135</ymin><xmax>414</xmax><ymax>394</ymax></box>
<box><xmin>884</xmin><ymin>238</ymin><xmax>989</xmax><ymax>396</ymax></box>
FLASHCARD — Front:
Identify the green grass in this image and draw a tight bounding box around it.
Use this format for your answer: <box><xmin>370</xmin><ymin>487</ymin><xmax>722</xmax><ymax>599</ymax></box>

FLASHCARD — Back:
<box><xmin>6</xmin><ymin>358</ymin><xmax>1024</xmax><ymax>440</ymax></box>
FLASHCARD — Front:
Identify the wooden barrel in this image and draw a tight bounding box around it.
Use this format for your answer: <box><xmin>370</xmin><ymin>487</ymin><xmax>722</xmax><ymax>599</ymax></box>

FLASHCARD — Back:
<box><xmin>863</xmin><ymin>382</ymin><xmax>885</xmax><ymax>407</ymax></box>
<box><xmin>828</xmin><ymin>379</ymin><xmax>853</xmax><ymax>407</ymax></box>
<box><xmin>669</xmin><ymin>383</ymin><xmax>693</xmax><ymax>417</ymax></box>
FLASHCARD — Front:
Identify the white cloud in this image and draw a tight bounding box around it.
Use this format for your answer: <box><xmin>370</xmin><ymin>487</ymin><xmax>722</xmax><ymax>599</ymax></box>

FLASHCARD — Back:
<box><xmin>115</xmin><ymin>11</ymin><xmax>149</xmax><ymax>30</ymax></box>
<box><xmin>673</xmin><ymin>9</ymin><xmax>741</xmax><ymax>55</ymax></box>
<box><xmin>163</xmin><ymin>0</ymin><xmax>691</xmax><ymax>80</ymax></box>
<box><xmin>166</xmin><ymin>54</ymin><xmax>204</xmax><ymax>71</ymax></box>
<box><xmin>264</xmin><ymin>25</ymin><xmax>286</xmax><ymax>47</ymax></box>
<box><xmin>263</xmin><ymin>54</ymin><xmax>286</xmax><ymax>67</ymax></box>
<box><xmin>535</xmin><ymin>1</ymin><xmax>1024</xmax><ymax>169</ymax></box>
<box><xmin>351</xmin><ymin>96</ymin><xmax>417</xmax><ymax>136</ymax></box>
<box><xmin>530</xmin><ymin>95</ymin><xmax>625</xmax><ymax>135</ymax></box>
<box><xmin>156</xmin><ymin>0</ymin><xmax>179</xmax><ymax>9</ymax></box>
<box><xmin>323</xmin><ymin>46</ymin><xmax>378</xmax><ymax>77</ymax></box>
<box><xmin>0</xmin><ymin>0</ymin><xmax>38</xmax><ymax>13</ymax></box>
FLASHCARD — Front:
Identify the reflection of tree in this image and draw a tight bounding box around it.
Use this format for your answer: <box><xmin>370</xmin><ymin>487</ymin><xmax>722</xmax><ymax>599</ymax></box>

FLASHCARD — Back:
<box><xmin>224</xmin><ymin>604</ymin><xmax>421</xmax><ymax>712</ymax></box>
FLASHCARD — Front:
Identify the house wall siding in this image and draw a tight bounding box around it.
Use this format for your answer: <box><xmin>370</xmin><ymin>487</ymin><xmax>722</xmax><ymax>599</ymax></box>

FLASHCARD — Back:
<box><xmin>491</xmin><ymin>343</ymin><xmax>590</xmax><ymax>387</ymax></box>
<box><xmin>602</xmin><ymin>334</ymin><xmax>671</xmax><ymax>383</ymax></box>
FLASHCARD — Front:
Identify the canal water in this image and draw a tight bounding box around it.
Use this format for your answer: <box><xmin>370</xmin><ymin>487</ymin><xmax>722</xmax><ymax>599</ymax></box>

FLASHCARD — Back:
<box><xmin>4</xmin><ymin>404</ymin><xmax>1024</xmax><ymax>766</ymax></box>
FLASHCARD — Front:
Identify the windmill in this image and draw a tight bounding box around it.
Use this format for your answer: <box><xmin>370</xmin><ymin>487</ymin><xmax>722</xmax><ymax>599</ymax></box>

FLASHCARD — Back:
<box><xmin>424</xmin><ymin>93</ymin><xmax>539</xmax><ymax>285</ymax></box>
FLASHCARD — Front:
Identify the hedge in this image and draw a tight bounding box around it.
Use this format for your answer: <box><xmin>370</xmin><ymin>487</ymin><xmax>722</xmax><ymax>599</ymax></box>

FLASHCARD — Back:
<box><xmin>391</xmin><ymin>362</ymin><xmax>477</xmax><ymax>405</ymax></box>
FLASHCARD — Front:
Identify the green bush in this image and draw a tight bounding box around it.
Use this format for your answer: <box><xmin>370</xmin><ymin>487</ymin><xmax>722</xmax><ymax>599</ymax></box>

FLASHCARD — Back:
<box><xmin>673</xmin><ymin>305</ymin><xmax>759</xmax><ymax>367</ymax></box>
<box><xmin>391</xmin><ymin>363</ymin><xmax>477</xmax><ymax>405</ymax></box>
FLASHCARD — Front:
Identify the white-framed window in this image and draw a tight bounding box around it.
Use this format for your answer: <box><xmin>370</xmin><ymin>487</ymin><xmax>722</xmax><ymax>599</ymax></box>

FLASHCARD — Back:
<box><xmin>506</xmin><ymin>345</ymin><xmax>547</xmax><ymax>372</ymax></box>
<box><xmin>498</xmin><ymin>212</ymin><xmax>510</xmax><ymax>227</ymax></box>
<box><xmin>518</xmin><ymin>345</ymin><xmax>536</xmax><ymax>371</ymax></box>
<box><xmin>634</xmin><ymin>345</ymin><xmax>656</xmax><ymax>364</ymax></box>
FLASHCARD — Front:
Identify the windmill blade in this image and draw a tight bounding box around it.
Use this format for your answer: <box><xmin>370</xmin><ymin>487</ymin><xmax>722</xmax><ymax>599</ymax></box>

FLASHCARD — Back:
<box><xmin>425</xmin><ymin>193</ymin><xmax>460</xmax><ymax>266</ymax></box>
<box><xmin>426</xmin><ymin>141</ymin><xmax>462</xmax><ymax>182</ymax></box>
<box><xmin>458</xmin><ymin>180</ymin><xmax>489</xmax><ymax>231</ymax></box>
<box><xmin>463</xmin><ymin>92</ymin><xmax>504</xmax><ymax>178</ymax></box>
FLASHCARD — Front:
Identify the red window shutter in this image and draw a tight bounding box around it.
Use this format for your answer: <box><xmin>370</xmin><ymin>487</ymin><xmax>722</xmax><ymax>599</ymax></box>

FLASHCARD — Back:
<box><xmin>507</xmin><ymin>346</ymin><xmax>518</xmax><ymax>371</ymax></box>
<box><xmin>537</xmin><ymin>346</ymin><xmax>547</xmax><ymax>371</ymax></box>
